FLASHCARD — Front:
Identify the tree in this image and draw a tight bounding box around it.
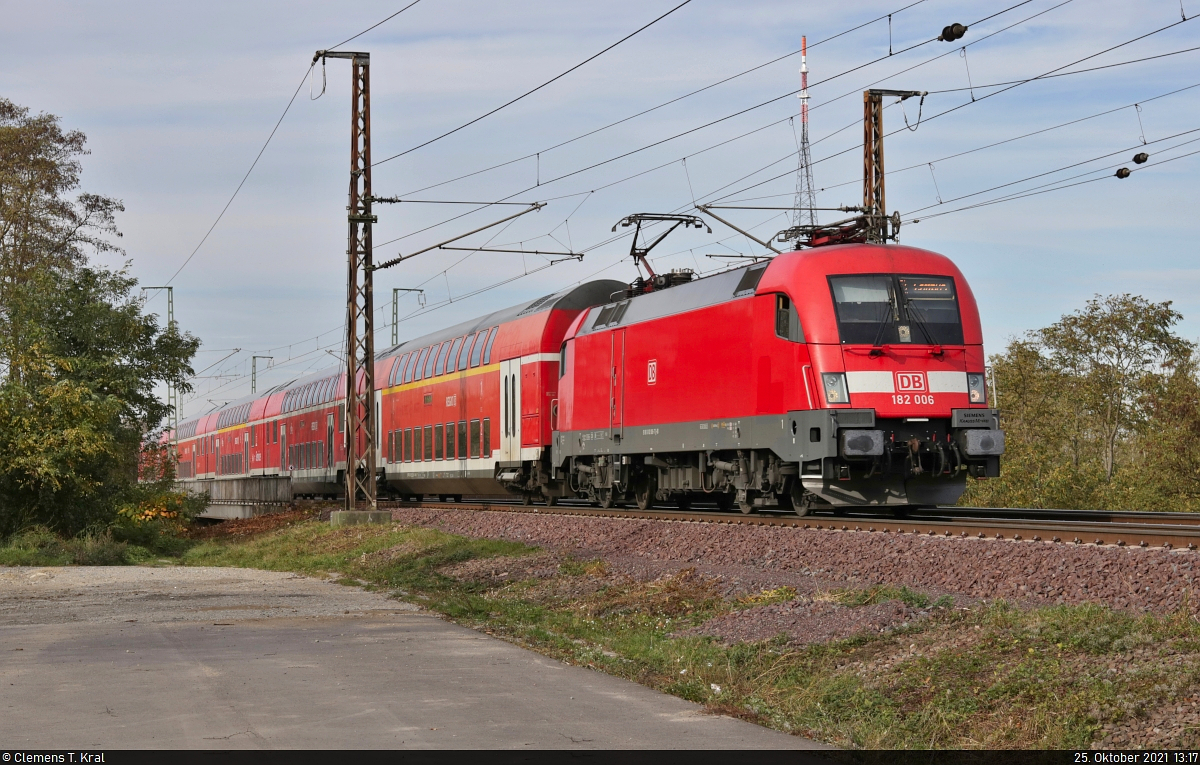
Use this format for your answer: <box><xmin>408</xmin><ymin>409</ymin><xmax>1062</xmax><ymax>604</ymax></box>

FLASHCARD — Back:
<box><xmin>963</xmin><ymin>294</ymin><xmax>1200</xmax><ymax>512</ymax></box>
<box><xmin>0</xmin><ymin>98</ymin><xmax>199</xmax><ymax>536</ymax></box>
<box><xmin>1039</xmin><ymin>295</ymin><xmax>1193</xmax><ymax>480</ymax></box>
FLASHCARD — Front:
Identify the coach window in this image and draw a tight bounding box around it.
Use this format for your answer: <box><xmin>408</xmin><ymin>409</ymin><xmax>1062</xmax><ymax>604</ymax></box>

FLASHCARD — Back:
<box><xmin>775</xmin><ymin>294</ymin><xmax>804</xmax><ymax>342</ymax></box>
<box><xmin>458</xmin><ymin>421</ymin><xmax>468</xmax><ymax>459</ymax></box>
<box><xmin>414</xmin><ymin>427</ymin><xmax>423</xmax><ymax>462</ymax></box>
<box><xmin>423</xmin><ymin>425</ymin><xmax>434</xmax><ymax>461</ymax></box>
<box><xmin>434</xmin><ymin>424</ymin><xmax>444</xmax><ymax>459</ymax></box>
<box><xmin>392</xmin><ymin>353</ymin><xmax>409</xmax><ymax>386</ymax></box>
<box><xmin>445</xmin><ymin>421</ymin><xmax>456</xmax><ymax>460</ymax></box>
<box><xmin>446</xmin><ymin>337</ymin><xmax>464</xmax><ymax>374</ymax></box>
<box><xmin>482</xmin><ymin>418</ymin><xmax>491</xmax><ymax>458</ymax></box>
<box><xmin>469</xmin><ymin>419</ymin><xmax>481</xmax><ymax>458</ymax></box>
<box><xmin>404</xmin><ymin>349</ymin><xmax>420</xmax><ymax>383</ymax></box>
<box><xmin>458</xmin><ymin>335</ymin><xmax>474</xmax><ymax>371</ymax></box>
<box><xmin>483</xmin><ymin>327</ymin><xmax>498</xmax><ymax>364</ymax></box>
<box><xmin>469</xmin><ymin>331</ymin><xmax>485</xmax><ymax>367</ymax></box>
<box><xmin>413</xmin><ymin>347</ymin><xmax>430</xmax><ymax>381</ymax></box>
<box><xmin>404</xmin><ymin>428</ymin><xmax>413</xmax><ymax>462</ymax></box>
<box><xmin>434</xmin><ymin>341</ymin><xmax>451</xmax><ymax>376</ymax></box>
<box><xmin>422</xmin><ymin>343</ymin><xmax>439</xmax><ymax>379</ymax></box>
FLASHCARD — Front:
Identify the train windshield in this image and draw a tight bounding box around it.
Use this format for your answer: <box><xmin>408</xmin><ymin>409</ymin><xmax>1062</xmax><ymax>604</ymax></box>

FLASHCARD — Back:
<box><xmin>829</xmin><ymin>274</ymin><xmax>963</xmax><ymax>345</ymax></box>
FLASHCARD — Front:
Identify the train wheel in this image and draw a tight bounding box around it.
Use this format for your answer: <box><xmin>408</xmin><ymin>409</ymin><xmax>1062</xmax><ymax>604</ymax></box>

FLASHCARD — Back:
<box><xmin>789</xmin><ymin>481</ymin><xmax>809</xmax><ymax>517</ymax></box>
<box><xmin>715</xmin><ymin>492</ymin><xmax>734</xmax><ymax>512</ymax></box>
<box><xmin>738</xmin><ymin>496</ymin><xmax>754</xmax><ymax>514</ymax></box>
<box><xmin>635</xmin><ymin>474</ymin><xmax>657</xmax><ymax>511</ymax></box>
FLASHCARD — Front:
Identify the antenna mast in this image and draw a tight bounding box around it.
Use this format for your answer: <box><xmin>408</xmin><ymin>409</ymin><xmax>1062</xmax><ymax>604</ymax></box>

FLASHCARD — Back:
<box><xmin>792</xmin><ymin>36</ymin><xmax>817</xmax><ymax>230</ymax></box>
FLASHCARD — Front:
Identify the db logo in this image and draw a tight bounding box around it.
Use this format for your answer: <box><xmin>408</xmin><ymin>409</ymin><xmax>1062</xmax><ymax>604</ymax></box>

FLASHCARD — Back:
<box><xmin>647</xmin><ymin>359</ymin><xmax>657</xmax><ymax>385</ymax></box>
<box><xmin>896</xmin><ymin>372</ymin><xmax>927</xmax><ymax>392</ymax></box>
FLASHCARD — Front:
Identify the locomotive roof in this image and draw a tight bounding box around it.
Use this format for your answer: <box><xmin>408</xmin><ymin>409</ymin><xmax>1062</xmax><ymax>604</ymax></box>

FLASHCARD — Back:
<box><xmin>574</xmin><ymin>261</ymin><xmax>769</xmax><ymax>337</ymax></box>
<box><xmin>573</xmin><ymin>243</ymin><xmax>969</xmax><ymax>338</ymax></box>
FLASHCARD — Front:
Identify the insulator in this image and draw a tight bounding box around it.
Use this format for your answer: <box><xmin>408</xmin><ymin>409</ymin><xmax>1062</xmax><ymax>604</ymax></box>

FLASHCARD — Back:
<box><xmin>940</xmin><ymin>23</ymin><xmax>967</xmax><ymax>42</ymax></box>
<box><xmin>1133</xmin><ymin>152</ymin><xmax>1149</xmax><ymax>164</ymax></box>
<box><xmin>1115</xmin><ymin>167</ymin><xmax>1132</xmax><ymax>179</ymax></box>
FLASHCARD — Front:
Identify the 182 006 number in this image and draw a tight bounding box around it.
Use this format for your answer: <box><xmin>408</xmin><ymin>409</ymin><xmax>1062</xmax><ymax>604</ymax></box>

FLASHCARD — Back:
<box><xmin>892</xmin><ymin>394</ymin><xmax>935</xmax><ymax>405</ymax></box>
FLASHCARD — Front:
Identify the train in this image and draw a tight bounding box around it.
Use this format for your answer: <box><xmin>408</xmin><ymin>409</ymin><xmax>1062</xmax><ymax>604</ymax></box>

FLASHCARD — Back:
<box><xmin>166</xmin><ymin>241</ymin><xmax>1005</xmax><ymax>516</ymax></box>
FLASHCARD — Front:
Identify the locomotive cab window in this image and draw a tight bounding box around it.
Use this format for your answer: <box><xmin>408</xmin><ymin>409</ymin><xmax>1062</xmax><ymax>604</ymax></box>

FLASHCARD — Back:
<box><xmin>774</xmin><ymin>294</ymin><xmax>803</xmax><ymax>342</ymax></box>
<box><xmin>559</xmin><ymin>341</ymin><xmax>569</xmax><ymax>377</ymax></box>
<box><xmin>829</xmin><ymin>274</ymin><xmax>963</xmax><ymax>345</ymax></box>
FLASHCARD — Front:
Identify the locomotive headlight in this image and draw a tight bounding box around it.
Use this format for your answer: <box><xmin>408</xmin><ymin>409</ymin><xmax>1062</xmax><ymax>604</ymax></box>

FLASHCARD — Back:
<box><xmin>822</xmin><ymin>373</ymin><xmax>849</xmax><ymax>404</ymax></box>
<box><xmin>967</xmin><ymin>373</ymin><xmax>987</xmax><ymax>404</ymax></box>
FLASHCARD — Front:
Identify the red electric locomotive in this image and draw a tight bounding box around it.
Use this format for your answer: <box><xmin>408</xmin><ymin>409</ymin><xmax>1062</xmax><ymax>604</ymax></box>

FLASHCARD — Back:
<box><xmin>551</xmin><ymin>242</ymin><xmax>1004</xmax><ymax>513</ymax></box>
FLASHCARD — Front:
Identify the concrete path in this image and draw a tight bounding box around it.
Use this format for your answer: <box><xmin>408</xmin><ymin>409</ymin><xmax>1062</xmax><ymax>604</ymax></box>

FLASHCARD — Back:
<box><xmin>0</xmin><ymin>567</ymin><xmax>829</xmax><ymax>750</ymax></box>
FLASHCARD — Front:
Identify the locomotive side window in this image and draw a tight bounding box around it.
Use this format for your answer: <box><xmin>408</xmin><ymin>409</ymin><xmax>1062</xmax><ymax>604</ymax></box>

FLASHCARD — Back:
<box><xmin>774</xmin><ymin>295</ymin><xmax>804</xmax><ymax>342</ymax></box>
<box><xmin>559</xmin><ymin>342</ymin><xmax>569</xmax><ymax>378</ymax></box>
<box><xmin>483</xmin><ymin>327</ymin><xmax>498</xmax><ymax>364</ymax></box>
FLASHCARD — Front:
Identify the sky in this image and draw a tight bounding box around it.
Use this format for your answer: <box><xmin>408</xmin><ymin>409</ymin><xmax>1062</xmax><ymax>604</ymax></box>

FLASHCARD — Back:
<box><xmin>3</xmin><ymin>0</ymin><xmax>1198</xmax><ymax>420</ymax></box>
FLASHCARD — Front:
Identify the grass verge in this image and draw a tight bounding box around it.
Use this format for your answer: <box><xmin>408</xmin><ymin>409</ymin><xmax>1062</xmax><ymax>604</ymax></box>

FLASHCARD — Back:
<box><xmin>11</xmin><ymin>508</ymin><xmax>1200</xmax><ymax>749</ymax></box>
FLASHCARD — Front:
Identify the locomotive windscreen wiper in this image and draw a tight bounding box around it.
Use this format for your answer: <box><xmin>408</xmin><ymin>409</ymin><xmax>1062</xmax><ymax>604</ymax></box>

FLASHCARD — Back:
<box><xmin>871</xmin><ymin>293</ymin><xmax>896</xmax><ymax>348</ymax></box>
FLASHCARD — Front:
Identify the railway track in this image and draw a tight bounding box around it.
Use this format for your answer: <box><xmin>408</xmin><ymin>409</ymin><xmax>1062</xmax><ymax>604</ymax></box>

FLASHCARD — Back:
<box><xmin>377</xmin><ymin>497</ymin><xmax>1200</xmax><ymax>551</ymax></box>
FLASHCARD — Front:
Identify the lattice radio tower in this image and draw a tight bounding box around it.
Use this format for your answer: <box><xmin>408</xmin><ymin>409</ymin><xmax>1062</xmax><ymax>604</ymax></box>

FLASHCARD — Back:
<box><xmin>792</xmin><ymin>36</ymin><xmax>818</xmax><ymax>229</ymax></box>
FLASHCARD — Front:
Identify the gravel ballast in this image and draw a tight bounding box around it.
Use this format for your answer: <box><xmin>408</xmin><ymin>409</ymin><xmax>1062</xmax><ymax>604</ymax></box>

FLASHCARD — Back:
<box><xmin>390</xmin><ymin>507</ymin><xmax>1200</xmax><ymax>615</ymax></box>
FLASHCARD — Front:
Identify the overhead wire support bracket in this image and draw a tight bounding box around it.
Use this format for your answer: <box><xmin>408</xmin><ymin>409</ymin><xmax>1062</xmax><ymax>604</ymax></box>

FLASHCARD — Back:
<box><xmin>372</xmin><ymin>203</ymin><xmax>546</xmax><ymax>271</ymax></box>
<box><xmin>436</xmin><ymin>246</ymin><xmax>584</xmax><ymax>262</ymax></box>
<box><xmin>693</xmin><ymin>205</ymin><xmax>782</xmax><ymax>254</ymax></box>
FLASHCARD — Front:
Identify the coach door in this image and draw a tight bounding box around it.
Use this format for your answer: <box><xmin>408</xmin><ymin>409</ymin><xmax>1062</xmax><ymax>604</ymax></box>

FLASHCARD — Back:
<box><xmin>610</xmin><ymin>329</ymin><xmax>625</xmax><ymax>440</ymax></box>
<box><xmin>501</xmin><ymin>358</ymin><xmax>522</xmax><ymax>463</ymax></box>
<box><xmin>327</xmin><ymin>414</ymin><xmax>335</xmax><ymax>470</ymax></box>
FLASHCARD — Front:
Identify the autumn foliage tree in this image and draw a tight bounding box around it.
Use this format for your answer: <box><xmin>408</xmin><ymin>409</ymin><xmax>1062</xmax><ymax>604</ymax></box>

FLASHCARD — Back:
<box><xmin>963</xmin><ymin>294</ymin><xmax>1200</xmax><ymax>511</ymax></box>
<box><xmin>0</xmin><ymin>97</ymin><xmax>199</xmax><ymax>536</ymax></box>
